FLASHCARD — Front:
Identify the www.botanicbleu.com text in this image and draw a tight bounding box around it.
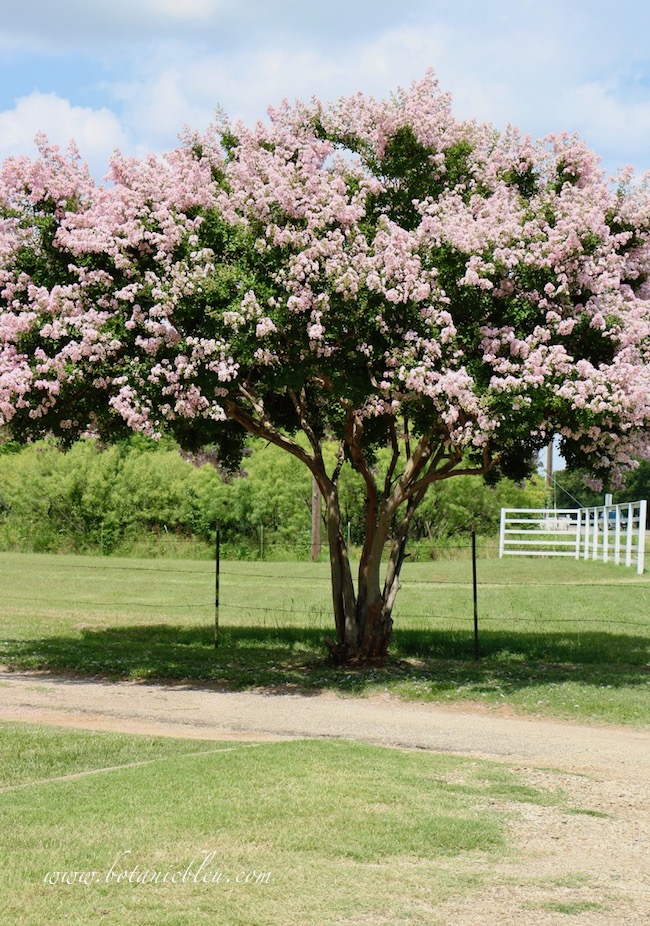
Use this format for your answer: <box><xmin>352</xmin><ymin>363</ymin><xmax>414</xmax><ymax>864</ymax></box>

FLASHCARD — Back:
<box><xmin>43</xmin><ymin>850</ymin><xmax>272</xmax><ymax>886</ymax></box>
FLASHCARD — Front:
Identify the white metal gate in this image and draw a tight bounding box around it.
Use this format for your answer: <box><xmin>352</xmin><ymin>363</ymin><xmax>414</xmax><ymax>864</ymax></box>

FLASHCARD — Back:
<box><xmin>499</xmin><ymin>501</ymin><xmax>647</xmax><ymax>574</ymax></box>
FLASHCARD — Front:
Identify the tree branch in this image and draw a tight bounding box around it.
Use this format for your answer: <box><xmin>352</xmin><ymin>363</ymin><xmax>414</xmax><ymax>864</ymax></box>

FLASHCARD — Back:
<box><xmin>331</xmin><ymin>440</ymin><xmax>346</xmax><ymax>485</ymax></box>
<box><xmin>382</xmin><ymin>434</ymin><xmax>433</xmax><ymax>519</ymax></box>
<box><xmin>383</xmin><ymin>482</ymin><xmax>428</xmax><ymax>612</ymax></box>
<box><xmin>225</xmin><ymin>393</ymin><xmax>334</xmax><ymax>497</ymax></box>
<box><xmin>344</xmin><ymin>409</ymin><xmax>379</xmax><ymax>546</ymax></box>
<box><xmin>403</xmin><ymin>444</ymin><xmax>494</xmax><ymax>502</ymax></box>
<box><xmin>287</xmin><ymin>386</ymin><xmax>325</xmax><ymax>469</ymax></box>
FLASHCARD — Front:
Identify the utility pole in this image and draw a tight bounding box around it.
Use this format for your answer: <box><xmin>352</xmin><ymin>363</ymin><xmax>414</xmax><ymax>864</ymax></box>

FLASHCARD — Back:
<box><xmin>311</xmin><ymin>476</ymin><xmax>321</xmax><ymax>561</ymax></box>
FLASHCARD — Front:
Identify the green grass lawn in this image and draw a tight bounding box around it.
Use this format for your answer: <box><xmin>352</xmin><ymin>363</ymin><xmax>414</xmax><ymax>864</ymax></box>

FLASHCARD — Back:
<box><xmin>0</xmin><ymin>722</ymin><xmax>561</xmax><ymax>926</ymax></box>
<box><xmin>0</xmin><ymin>552</ymin><xmax>648</xmax><ymax>725</ymax></box>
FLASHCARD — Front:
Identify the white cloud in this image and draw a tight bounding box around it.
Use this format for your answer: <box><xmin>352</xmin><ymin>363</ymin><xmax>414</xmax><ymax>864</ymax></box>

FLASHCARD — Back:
<box><xmin>561</xmin><ymin>82</ymin><xmax>650</xmax><ymax>175</ymax></box>
<box><xmin>0</xmin><ymin>0</ymin><xmax>337</xmax><ymax>52</ymax></box>
<box><xmin>91</xmin><ymin>14</ymin><xmax>650</xmax><ymax>181</ymax></box>
<box><xmin>1</xmin><ymin>2</ymin><xmax>648</xmax><ymax>179</ymax></box>
<box><xmin>144</xmin><ymin>0</ymin><xmax>224</xmax><ymax>19</ymax></box>
<box><xmin>0</xmin><ymin>93</ymin><xmax>132</xmax><ymax>178</ymax></box>
<box><xmin>108</xmin><ymin>25</ymin><xmax>455</xmax><ymax>141</ymax></box>
<box><xmin>95</xmin><ymin>20</ymin><xmax>586</xmax><ymax>139</ymax></box>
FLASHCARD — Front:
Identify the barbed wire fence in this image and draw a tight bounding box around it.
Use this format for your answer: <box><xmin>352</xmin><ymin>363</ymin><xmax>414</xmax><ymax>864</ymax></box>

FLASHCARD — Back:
<box><xmin>2</xmin><ymin>524</ymin><xmax>649</xmax><ymax>668</ymax></box>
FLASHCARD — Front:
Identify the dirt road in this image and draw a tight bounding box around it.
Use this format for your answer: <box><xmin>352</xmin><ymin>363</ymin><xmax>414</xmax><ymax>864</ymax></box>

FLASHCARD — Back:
<box><xmin>0</xmin><ymin>668</ymin><xmax>648</xmax><ymax>776</ymax></box>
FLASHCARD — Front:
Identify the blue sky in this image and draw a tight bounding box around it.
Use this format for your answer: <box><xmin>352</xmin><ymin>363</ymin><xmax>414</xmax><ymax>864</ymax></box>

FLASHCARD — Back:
<box><xmin>1</xmin><ymin>0</ymin><xmax>649</xmax><ymax>180</ymax></box>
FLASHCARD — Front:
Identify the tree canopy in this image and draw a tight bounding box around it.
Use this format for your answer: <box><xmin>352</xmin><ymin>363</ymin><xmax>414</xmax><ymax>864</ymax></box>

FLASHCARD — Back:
<box><xmin>2</xmin><ymin>73</ymin><xmax>650</xmax><ymax>661</ymax></box>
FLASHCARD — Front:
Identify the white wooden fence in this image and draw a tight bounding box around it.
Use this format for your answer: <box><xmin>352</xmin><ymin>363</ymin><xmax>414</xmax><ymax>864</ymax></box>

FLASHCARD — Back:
<box><xmin>499</xmin><ymin>501</ymin><xmax>647</xmax><ymax>574</ymax></box>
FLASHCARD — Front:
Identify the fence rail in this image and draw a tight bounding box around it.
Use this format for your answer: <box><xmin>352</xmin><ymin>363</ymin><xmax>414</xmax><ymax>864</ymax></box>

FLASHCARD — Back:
<box><xmin>499</xmin><ymin>501</ymin><xmax>647</xmax><ymax>574</ymax></box>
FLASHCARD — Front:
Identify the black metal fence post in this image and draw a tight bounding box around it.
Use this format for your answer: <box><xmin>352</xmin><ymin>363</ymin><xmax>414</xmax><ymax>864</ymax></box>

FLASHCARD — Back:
<box><xmin>214</xmin><ymin>522</ymin><xmax>220</xmax><ymax>648</ymax></box>
<box><xmin>472</xmin><ymin>521</ymin><xmax>480</xmax><ymax>660</ymax></box>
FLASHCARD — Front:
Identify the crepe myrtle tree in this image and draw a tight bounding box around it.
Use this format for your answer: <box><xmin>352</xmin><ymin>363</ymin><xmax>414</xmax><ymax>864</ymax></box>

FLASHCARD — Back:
<box><xmin>2</xmin><ymin>74</ymin><xmax>650</xmax><ymax>663</ymax></box>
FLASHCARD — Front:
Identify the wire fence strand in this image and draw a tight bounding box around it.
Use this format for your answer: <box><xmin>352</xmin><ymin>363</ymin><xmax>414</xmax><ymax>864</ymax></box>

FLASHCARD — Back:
<box><xmin>1</xmin><ymin>549</ymin><xmax>649</xmax><ymax>633</ymax></box>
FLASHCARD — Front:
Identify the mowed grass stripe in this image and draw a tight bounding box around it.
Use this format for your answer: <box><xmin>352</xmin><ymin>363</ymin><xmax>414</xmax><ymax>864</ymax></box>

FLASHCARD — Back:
<box><xmin>0</xmin><ymin>744</ymin><xmax>265</xmax><ymax>794</ymax></box>
<box><xmin>0</xmin><ymin>722</ymin><xmax>258</xmax><ymax>790</ymax></box>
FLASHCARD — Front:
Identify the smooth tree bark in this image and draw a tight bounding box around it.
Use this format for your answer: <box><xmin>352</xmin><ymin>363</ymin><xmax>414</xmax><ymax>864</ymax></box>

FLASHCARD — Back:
<box><xmin>2</xmin><ymin>75</ymin><xmax>650</xmax><ymax>662</ymax></box>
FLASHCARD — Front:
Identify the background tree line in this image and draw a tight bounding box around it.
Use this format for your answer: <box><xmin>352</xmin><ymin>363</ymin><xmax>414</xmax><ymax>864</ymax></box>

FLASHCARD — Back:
<box><xmin>0</xmin><ymin>437</ymin><xmax>551</xmax><ymax>559</ymax></box>
<box><xmin>554</xmin><ymin>465</ymin><xmax>650</xmax><ymax>513</ymax></box>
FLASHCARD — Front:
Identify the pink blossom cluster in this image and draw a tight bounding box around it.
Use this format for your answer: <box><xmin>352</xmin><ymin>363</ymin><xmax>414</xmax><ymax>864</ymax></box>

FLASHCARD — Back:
<box><xmin>0</xmin><ymin>137</ymin><xmax>231</xmax><ymax>435</ymax></box>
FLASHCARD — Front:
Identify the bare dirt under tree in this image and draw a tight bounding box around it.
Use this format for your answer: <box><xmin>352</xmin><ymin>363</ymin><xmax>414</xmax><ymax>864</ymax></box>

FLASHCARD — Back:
<box><xmin>1</xmin><ymin>668</ymin><xmax>648</xmax><ymax>925</ymax></box>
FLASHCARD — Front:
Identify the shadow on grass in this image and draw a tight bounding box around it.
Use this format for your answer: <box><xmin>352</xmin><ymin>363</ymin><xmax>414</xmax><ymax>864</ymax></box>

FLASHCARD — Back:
<box><xmin>1</xmin><ymin>623</ymin><xmax>648</xmax><ymax>700</ymax></box>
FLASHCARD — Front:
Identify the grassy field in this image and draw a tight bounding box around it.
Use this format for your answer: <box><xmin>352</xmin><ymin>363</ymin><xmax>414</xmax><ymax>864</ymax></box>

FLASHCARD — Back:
<box><xmin>0</xmin><ymin>552</ymin><xmax>648</xmax><ymax>725</ymax></box>
<box><xmin>0</xmin><ymin>722</ymin><xmax>564</xmax><ymax>926</ymax></box>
